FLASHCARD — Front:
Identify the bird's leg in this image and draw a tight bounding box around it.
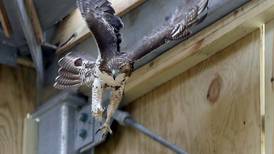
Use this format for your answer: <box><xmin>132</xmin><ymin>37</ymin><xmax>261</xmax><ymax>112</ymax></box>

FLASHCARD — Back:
<box><xmin>97</xmin><ymin>84</ymin><xmax>125</xmax><ymax>137</ymax></box>
<box><xmin>91</xmin><ymin>78</ymin><xmax>105</xmax><ymax>121</ymax></box>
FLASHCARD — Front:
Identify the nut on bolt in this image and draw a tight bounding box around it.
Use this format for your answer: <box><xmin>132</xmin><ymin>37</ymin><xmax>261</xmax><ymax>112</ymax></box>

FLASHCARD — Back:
<box><xmin>79</xmin><ymin>113</ymin><xmax>89</xmax><ymax>122</ymax></box>
<box><xmin>79</xmin><ymin>129</ymin><xmax>87</xmax><ymax>139</ymax></box>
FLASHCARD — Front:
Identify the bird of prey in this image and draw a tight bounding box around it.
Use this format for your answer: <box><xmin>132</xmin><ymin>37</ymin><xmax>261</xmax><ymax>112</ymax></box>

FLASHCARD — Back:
<box><xmin>54</xmin><ymin>0</ymin><xmax>209</xmax><ymax>136</ymax></box>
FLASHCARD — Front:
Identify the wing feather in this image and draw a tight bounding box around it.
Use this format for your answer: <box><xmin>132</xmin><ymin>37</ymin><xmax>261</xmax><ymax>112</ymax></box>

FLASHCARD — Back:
<box><xmin>54</xmin><ymin>53</ymin><xmax>95</xmax><ymax>90</ymax></box>
<box><xmin>55</xmin><ymin>77</ymin><xmax>82</xmax><ymax>85</ymax></box>
<box><xmin>76</xmin><ymin>0</ymin><xmax>123</xmax><ymax>60</ymax></box>
<box><xmin>58</xmin><ymin>56</ymin><xmax>81</xmax><ymax>74</ymax></box>
<box><xmin>170</xmin><ymin>0</ymin><xmax>209</xmax><ymax>40</ymax></box>
<box><xmin>129</xmin><ymin>0</ymin><xmax>209</xmax><ymax>61</ymax></box>
<box><xmin>58</xmin><ymin>68</ymin><xmax>81</xmax><ymax>79</ymax></box>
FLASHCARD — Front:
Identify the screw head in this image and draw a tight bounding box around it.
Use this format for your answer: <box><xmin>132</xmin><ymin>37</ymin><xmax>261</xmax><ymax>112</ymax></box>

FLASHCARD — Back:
<box><xmin>79</xmin><ymin>113</ymin><xmax>89</xmax><ymax>123</ymax></box>
<box><xmin>79</xmin><ymin>129</ymin><xmax>87</xmax><ymax>139</ymax></box>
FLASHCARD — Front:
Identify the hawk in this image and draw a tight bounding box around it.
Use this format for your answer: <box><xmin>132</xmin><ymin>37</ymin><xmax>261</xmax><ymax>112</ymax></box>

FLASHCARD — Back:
<box><xmin>54</xmin><ymin>0</ymin><xmax>209</xmax><ymax>136</ymax></box>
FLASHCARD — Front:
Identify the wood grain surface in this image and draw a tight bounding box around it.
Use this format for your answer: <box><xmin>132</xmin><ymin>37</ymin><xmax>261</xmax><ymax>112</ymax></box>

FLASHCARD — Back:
<box><xmin>95</xmin><ymin>30</ymin><xmax>261</xmax><ymax>154</ymax></box>
<box><xmin>264</xmin><ymin>19</ymin><xmax>274</xmax><ymax>154</ymax></box>
<box><xmin>0</xmin><ymin>65</ymin><xmax>36</xmax><ymax>154</ymax></box>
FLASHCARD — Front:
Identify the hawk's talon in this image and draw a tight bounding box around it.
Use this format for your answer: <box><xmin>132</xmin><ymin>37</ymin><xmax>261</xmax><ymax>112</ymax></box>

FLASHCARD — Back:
<box><xmin>96</xmin><ymin>123</ymin><xmax>112</xmax><ymax>138</ymax></box>
<box><xmin>169</xmin><ymin>24</ymin><xmax>192</xmax><ymax>40</ymax></box>
<box><xmin>170</xmin><ymin>22</ymin><xmax>188</xmax><ymax>40</ymax></box>
<box><xmin>171</xmin><ymin>24</ymin><xmax>180</xmax><ymax>35</ymax></box>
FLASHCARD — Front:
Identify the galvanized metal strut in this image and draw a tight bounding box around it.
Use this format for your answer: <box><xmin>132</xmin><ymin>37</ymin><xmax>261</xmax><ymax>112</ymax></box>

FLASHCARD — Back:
<box><xmin>31</xmin><ymin>93</ymin><xmax>187</xmax><ymax>154</ymax></box>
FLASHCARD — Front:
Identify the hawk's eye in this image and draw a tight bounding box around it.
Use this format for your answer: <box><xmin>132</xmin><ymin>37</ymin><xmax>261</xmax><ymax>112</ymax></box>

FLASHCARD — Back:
<box><xmin>74</xmin><ymin>58</ymin><xmax>83</xmax><ymax>66</ymax></box>
<box><xmin>119</xmin><ymin>65</ymin><xmax>123</xmax><ymax>69</ymax></box>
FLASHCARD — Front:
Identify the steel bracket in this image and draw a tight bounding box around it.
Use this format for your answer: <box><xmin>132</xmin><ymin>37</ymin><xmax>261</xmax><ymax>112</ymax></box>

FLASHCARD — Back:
<box><xmin>32</xmin><ymin>92</ymin><xmax>107</xmax><ymax>154</ymax></box>
<box><xmin>32</xmin><ymin>92</ymin><xmax>188</xmax><ymax>154</ymax></box>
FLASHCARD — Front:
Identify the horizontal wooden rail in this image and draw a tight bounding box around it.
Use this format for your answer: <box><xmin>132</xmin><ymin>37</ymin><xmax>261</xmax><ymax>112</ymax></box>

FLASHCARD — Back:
<box><xmin>122</xmin><ymin>0</ymin><xmax>274</xmax><ymax>104</ymax></box>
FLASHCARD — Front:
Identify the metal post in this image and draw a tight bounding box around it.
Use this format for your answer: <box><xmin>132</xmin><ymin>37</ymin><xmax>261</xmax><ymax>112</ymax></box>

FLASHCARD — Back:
<box><xmin>13</xmin><ymin>0</ymin><xmax>44</xmax><ymax>103</ymax></box>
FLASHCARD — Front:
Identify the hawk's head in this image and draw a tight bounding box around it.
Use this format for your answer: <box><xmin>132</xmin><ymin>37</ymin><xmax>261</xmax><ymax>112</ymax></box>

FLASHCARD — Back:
<box><xmin>106</xmin><ymin>56</ymin><xmax>133</xmax><ymax>80</ymax></box>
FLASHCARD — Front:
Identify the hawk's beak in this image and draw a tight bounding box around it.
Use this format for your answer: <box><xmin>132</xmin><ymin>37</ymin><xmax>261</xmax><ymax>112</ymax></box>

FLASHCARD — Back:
<box><xmin>112</xmin><ymin>70</ymin><xmax>119</xmax><ymax>80</ymax></box>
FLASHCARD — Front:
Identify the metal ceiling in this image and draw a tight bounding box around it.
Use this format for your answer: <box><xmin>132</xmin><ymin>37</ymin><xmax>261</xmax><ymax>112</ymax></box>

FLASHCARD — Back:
<box><xmin>0</xmin><ymin>0</ymin><xmax>75</xmax><ymax>67</ymax></box>
<box><xmin>34</xmin><ymin>0</ymin><xmax>75</xmax><ymax>30</ymax></box>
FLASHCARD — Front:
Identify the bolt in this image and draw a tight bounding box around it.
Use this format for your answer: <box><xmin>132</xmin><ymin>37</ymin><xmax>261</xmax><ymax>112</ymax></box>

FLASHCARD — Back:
<box><xmin>79</xmin><ymin>113</ymin><xmax>89</xmax><ymax>123</ymax></box>
<box><xmin>79</xmin><ymin>129</ymin><xmax>87</xmax><ymax>139</ymax></box>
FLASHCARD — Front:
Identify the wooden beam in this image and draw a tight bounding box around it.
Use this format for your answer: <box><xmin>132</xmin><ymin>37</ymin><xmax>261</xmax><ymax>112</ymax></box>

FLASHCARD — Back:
<box><xmin>0</xmin><ymin>66</ymin><xmax>36</xmax><ymax>154</ymax></box>
<box><xmin>53</xmin><ymin>0</ymin><xmax>145</xmax><ymax>54</ymax></box>
<box><xmin>0</xmin><ymin>0</ymin><xmax>12</xmax><ymax>38</ymax></box>
<box><xmin>109</xmin><ymin>0</ymin><xmax>145</xmax><ymax>15</ymax></box>
<box><xmin>23</xmin><ymin>115</ymin><xmax>38</xmax><ymax>154</ymax></box>
<box><xmin>260</xmin><ymin>24</ymin><xmax>266</xmax><ymax>154</ymax></box>
<box><xmin>25</xmin><ymin>0</ymin><xmax>44</xmax><ymax>44</ymax></box>
<box><xmin>264</xmin><ymin>19</ymin><xmax>274</xmax><ymax>154</ymax></box>
<box><xmin>53</xmin><ymin>9</ymin><xmax>89</xmax><ymax>53</ymax></box>
<box><xmin>17</xmin><ymin>57</ymin><xmax>35</xmax><ymax>68</ymax></box>
<box><xmin>122</xmin><ymin>0</ymin><xmax>274</xmax><ymax>104</ymax></box>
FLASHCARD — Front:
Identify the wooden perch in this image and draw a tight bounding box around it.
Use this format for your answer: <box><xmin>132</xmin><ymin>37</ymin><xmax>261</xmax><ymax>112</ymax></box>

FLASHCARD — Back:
<box><xmin>53</xmin><ymin>0</ymin><xmax>145</xmax><ymax>54</ymax></box>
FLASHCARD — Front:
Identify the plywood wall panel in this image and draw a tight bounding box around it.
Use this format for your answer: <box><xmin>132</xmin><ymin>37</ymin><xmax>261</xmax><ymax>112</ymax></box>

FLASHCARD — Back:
<box><xmin>96</xmin><ymin>30</ymin><xmax>261</xmax><ymax>154</ymax></box>
<box><xmin>264</xmin><ymin>20</ymin><xmax>274</xmax><ymax>154</ymax></box>
<box><xmin>0</xmin><ymin>66</ymin><xmax>36</xmax><ymax>154</ymax></box>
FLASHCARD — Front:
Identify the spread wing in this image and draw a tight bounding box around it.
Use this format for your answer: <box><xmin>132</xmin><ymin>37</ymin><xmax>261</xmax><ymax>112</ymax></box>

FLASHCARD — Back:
<box><xmin>54</xmin><ymin>53</ymin><xmax>95</xmax><ymax>89</ymax></box>
<box><xmin>169</xmin><ymin>0</ymin><xmax>208</xmax><ymax>40</ymax></box>
<box><xmin>76</xmin><ymin>0</ymin><xmax>124</xmax><ymax>60</ymax></box>
<box><xmin>128</xmin><ymin>0</ymin><xmax>209</xmax><ymax>61</ymax></box>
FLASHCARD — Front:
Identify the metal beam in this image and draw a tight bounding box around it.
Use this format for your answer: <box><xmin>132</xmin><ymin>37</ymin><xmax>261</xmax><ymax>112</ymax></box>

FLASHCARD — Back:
<box><xmin>13</xmin><ymin>0</ymin><xmax>44</xmax><ymax>102</ymax></box>
<box><xmin>0</xmin><ymin>43</ymin><xmax>17</xmax><ymax>66</ymax></box>
<box><xmin>34</xmin><ymin>0</ymin><xmax>75</xmax><ymax>30</ymax></box>
<box><xmin>31</xmin><ymin>92</ymin><xmax>189</xmax><ymax>154</ymax></box>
